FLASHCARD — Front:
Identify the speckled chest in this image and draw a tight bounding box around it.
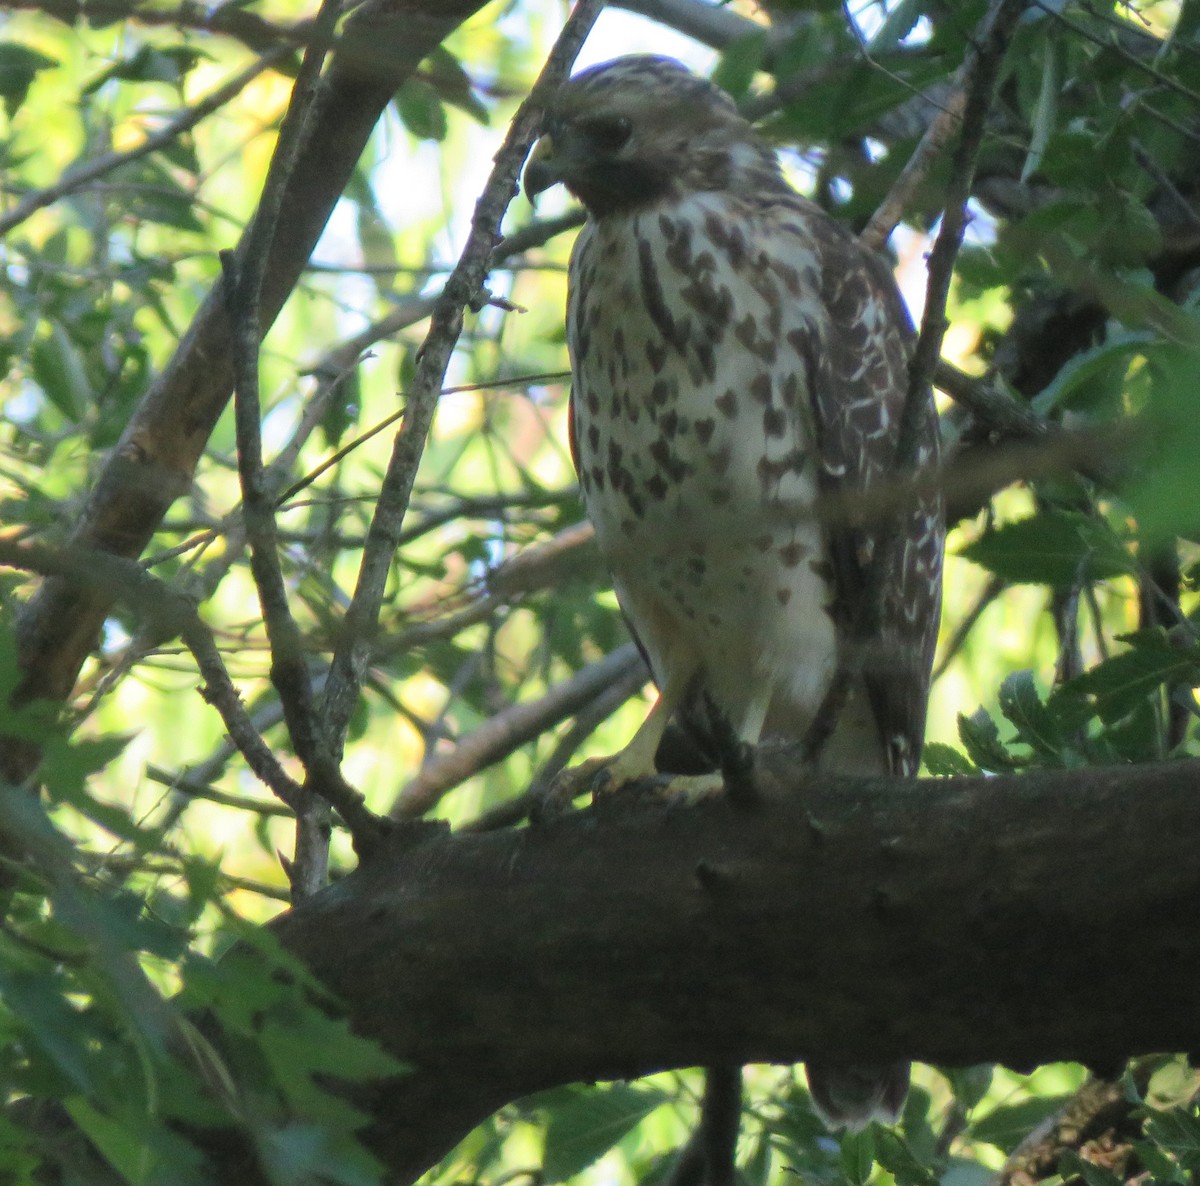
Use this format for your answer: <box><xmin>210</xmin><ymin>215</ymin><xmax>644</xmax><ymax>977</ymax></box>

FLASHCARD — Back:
<box><xmin>567</xmin><ymin>196</ymin><xmax>830</xmax><ymax>587</ymax></box>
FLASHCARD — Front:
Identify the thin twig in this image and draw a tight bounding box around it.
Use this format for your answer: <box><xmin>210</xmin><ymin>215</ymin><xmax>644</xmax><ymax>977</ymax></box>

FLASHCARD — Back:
<box><xmin>145</xmin><ymin>765</ymin><xmax>295</xmax><ymax>819</ymax></box>
<box><xmin>901</xmin><ymin>0</ymin><xmax>1032</xmax><ymax>470</ymax></box>
<box><xmin>932</xmin><ymin>575</ymin><xmax>1006</xmax><ymax>682</ymax></box>
<box><xmin>464</xmin><ymin>660</ymin><xmax>648</xmax><ymax>831</ymax></box>
<box><xmin>861</xmin><ymin>85</ymin><xmax>968</xmax><ymax>252</ymax></box>
<box><xmin>0</xmin><ymin>539</ymin><xmax>306</xmax><ymax>811</ymax></box>
<box><xmin>0</xmin><ymin>47</ymin><xmax>290</xmax><ymax>237</ymax></box>
<box><xmin>319</xmin><ymin>0</ymin><xmax>606</xmax><ymax>756</ymax></box>
<box><xmin>391</xmin><ymin>643</ymin><xmax>647</xmax><ymax>819</ymax></box>
<box><xmin>220</xmin><ymin>0</ymin><xmax>386</xmax><ymax>890</ymax></box>
<box><xmin>2</xmin><ymin>0</ymin><xmax>312</xmax><ymax>53</ymax></box>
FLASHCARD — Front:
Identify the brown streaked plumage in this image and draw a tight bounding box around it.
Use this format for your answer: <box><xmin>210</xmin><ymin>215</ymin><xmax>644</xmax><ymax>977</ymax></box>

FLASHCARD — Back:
<box><xmin>526</xmin><ymin>54</ymin><xmax>944</xmax><ymax>1130</ymax></box>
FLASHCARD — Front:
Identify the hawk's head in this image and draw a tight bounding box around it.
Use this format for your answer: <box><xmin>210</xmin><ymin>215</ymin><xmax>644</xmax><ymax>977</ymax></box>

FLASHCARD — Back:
<box><xmin>524</xmin><ymin>55</ymin><xmax>782</xmax><ymax>218</ymax></box>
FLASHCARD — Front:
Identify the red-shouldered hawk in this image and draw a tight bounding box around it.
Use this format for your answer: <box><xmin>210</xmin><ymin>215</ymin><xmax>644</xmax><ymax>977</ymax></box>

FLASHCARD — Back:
<box><xmin>524</xmin><ymin>54</ymin><xmax>944</xmax><ymax>1130</ymax></box>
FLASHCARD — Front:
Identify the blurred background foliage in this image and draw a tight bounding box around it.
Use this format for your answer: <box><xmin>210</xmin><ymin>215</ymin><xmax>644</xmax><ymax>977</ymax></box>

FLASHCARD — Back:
<box><xmin>2</xmin><ymin>0</ymin><xmax>1200</xmax><ymax>1182</ymax></box>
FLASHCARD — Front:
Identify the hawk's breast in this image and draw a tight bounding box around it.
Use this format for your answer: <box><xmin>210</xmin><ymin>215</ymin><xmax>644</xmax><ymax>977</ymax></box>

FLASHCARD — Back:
<box><xmin>567</xmin><ymin>192</ymin><xmax>841</xmax><ymax>739</ymax></box>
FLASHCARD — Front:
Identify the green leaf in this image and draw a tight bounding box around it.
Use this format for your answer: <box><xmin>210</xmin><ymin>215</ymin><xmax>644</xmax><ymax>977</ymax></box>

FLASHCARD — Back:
<box><xmin>957</xmin><ymin>709</ymin><xmax>1019</xmax><ymax>772</ymax></box>
<box><xmin>1057</xmin><ymin>629</ymin><xmax>1200</xmax><ymax>724</ymax></box>
<box><xmin>970</xmin><ymin>1095</ymin><xmax>1072</xmax><ymax>1154</ymax></box>
<box><xmin>0</xmin><ymin>967</ymin><xmax>98</xmax><ymax>1094</ymax></box>
<box><xmin>1145</xmin><ymin>1058</ymin><xmax>1200</xmax><ymax>1111</ymax></box>
<box><xmin>942</xmin><ymin>1065</ymin><xmax>993</xmax><ymax>1111</ymax></box>
<box><xmin>31</xmin><ymin>320</ymin><xmax>90</xmax><ymax>422</ymax></box>
<box><xmin>258</xmin><ymin>1121</ymin><xmax>385</xmax><ymax>1186</ymax></box>
<box><xmin>874</xmin><ymin>1128</ymin><xmax>936</xmax><ymax>1186</ymax></box>
<box><xmin>1058</xmin><ymin>1149</ymin><xmax>1123</xmax><ymax>1186</ymax></box>
<box><xmin>959</xmin><ymin>510</ymin><xmax>1132</xmax><ymax>586</ymax></box>
<box><xmin>1030</xmin><ymin>331</ymin><xmax>1152</xmax><ymax>417</ymax></box>
<box><xmin>541</xmin><ymin>1084</ymin><xmax>667</xmax><ymax>1183</ymax></box>
<box><xmin>839</xmin><ymin>1125</ymin><xmax>875</xmax><ymax>1186</ymax></box>
<box><xmin>109</xmin><ymin>158</ymin><xmax>204</xmax><ymax>232</ymax></box>
<box><xmin>394</xmin><ymin>78</ymin><xmax>448</xmax><ymax>141</ymax></box>
<box><xmin>424</xmin><ymin>46</ymin><xmax>489</xmax><ymax>124</ymax></box>
<box><xmin>64</xmin><ymin>1097</ymin><xmax>154</xmax><ymax>1185</ymax></box>
<box><xmin>1144</xmin><ymin>1108</ymin><xmax>1200</xmax><ymax>1173</ymax></box>
<box><xmin>997</xmin><ymin>670</ymin><xmax>1065</xmax><ymax>761</ymax></box>
<box><xmin>0</xmin><ymin>43</ymin><xmax>57</xmax><ymax>116</ymax></box>
<box><xmin>922</xmin><ymin>742</ymin><xmax>977</xmax><ymax>777</ymax></box>
<box><xmin>83</xmin><ymin>44</ymin><xmax>207</xmax><ymax>94</ymax></box>
<box><xmin>712</xmin><ymin>32</ymin><xmax>769</xmax><ymax>101</ymax></box>
<box><xmin>1021</xmin><ymin>38</ymin><xmax>1058</xmax><ymax>183</ymax></box>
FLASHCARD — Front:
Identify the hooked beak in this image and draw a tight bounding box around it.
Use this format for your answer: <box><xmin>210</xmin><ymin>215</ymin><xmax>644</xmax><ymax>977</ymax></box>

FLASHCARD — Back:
<box><xmin>523</xmin><ymin>136</ymin><xmax>563</xmax><ymax>204</ymax></box>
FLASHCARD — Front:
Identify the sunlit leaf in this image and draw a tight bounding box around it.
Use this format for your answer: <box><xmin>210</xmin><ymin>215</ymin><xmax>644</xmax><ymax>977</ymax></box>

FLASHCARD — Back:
<box><xmin>0</xmin><ymin>42</ymin><xmax>57</xmax><ymax>116</ymax></box>
<box><xmin>541</xmin><ymin>1084</ymin><xmax>668</xmax><ymax>1183</ymax></box>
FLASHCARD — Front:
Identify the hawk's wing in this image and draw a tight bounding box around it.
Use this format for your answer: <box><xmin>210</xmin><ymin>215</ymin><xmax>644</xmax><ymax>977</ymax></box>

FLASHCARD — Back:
<box><xmin>795</xmin><ymin>203</ymin><xmax>944</xmax><ymax>776</ymax></box>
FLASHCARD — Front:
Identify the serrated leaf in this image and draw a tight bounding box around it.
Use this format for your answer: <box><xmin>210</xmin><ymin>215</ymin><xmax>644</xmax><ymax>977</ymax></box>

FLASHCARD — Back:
<box><xmin>874</xmin><ymin>1128</ymin><xmax>935</xmax><ymax>1186</ymax></box>
<box><xmin>839</xmin><ymin>1125</ymin><xmax>875</xmax><ymax>1186</ymax></box>
<box><xmin>959</xmin><ymin>511</ymin><xmax>1132</xmax><ymax>586</ymax></box>
<box><xmin>922</xmin><ymin>742</ymin><xmax>977</xmax><ymax>777</ymax></box>
<box><xmin>998</xmin><ymin>670</ymin><xmax>1064</xmax><ymax>760</ymax></box>
<box><xmin>541</xmin><ymin>1084</ymin><xmax>667</xmax><ymax>1183</ymax></box>
<box><xmin>970</xmin><ymin>1095</ymin><xmax>1072</xmax><ymax>1154</ymax></box>
<box><xmin>1058</xmin><ymin>629</ymin><xmax>1200</xmax><ymax>724</ymax></box>
<box><xmin>957</xmin><ymin>709</ymin><xmax>1019</xmax><ymax>772</ymax></box>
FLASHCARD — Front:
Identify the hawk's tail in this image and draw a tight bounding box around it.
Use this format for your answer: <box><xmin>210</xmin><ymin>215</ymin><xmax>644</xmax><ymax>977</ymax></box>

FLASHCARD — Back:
<box><xmin>805</xmin><ymin>1061</ymin><xmax>910</xmax><ymax>1131</ymax></box>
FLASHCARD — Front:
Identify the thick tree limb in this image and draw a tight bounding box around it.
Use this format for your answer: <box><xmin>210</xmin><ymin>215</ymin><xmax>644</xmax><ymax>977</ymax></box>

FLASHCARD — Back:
<box><xmin>263</xmin><ymin>752</ymin><xmax>1200</xmax><ymax>1184</ymax></box>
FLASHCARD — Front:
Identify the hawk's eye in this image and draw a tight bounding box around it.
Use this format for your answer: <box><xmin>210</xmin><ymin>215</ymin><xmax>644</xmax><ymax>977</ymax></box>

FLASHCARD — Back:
<box><xmin>580</xmin><ymin>114</ymin><xmax>632</xmax><ymax>152</ymax></box>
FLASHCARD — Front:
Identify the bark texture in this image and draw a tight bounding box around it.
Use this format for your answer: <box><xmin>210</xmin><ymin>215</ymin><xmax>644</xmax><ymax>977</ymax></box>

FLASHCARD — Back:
<box><xmin>262</xmin><ymin>751</ymin><xmax>1200</xmax><ymax>1183</ymax></box>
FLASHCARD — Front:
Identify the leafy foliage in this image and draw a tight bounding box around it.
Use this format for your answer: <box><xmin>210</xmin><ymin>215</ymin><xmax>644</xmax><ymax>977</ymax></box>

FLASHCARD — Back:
<box><xmin>1</xmin><ymin>0</ymin><xmax>1200</xmax><ymax>1183</ymax></box>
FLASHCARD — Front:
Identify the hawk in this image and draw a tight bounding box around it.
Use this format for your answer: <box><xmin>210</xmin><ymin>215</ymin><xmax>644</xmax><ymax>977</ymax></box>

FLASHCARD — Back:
<box><xmin>524</xmin><ymin>55</ymin><xmax>944</xmax><ymax>1128</ymax></box>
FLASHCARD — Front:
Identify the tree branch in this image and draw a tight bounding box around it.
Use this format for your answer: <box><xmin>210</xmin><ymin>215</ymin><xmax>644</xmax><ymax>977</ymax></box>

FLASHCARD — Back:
<box><xmin>6</xmin><ymin>0</ymin><xmax>492</xmax><ymax>759</ymax></box>
<box><xmin>256</xmin><ymin>752</ymin><xmax>1200</xmax><ymax>1184</ymax></box>
<box><xmin>318</xmin><ymin>0</ymin><xmax>605</xmax><ymax>754</ymax></box>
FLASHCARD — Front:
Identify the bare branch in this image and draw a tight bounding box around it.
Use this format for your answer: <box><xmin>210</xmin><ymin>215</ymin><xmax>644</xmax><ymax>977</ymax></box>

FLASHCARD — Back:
<box><xmin>391</xmin><ymin>643</ymin><xmax>648</xmax><ymax>819</ymax></box>
<box><xmin>902</xmin><ymin>0</ymin><xmax>1032</xmax><ymax>467</ymax></box>
<box><xmin>861</xmin><ymin>86</ymin><xmax>968</xmax><ymax>253</ymax></box>
<box><xmin>319</xmin><ymin>0</ymin><xmax>606</xmax><ymax>754</ymax></box>
<box><xmin>0</xmin><ymin>539</ymin><xmax>305</xmax><ymax>812</ymax></box>
<box><xmin>221</xmin><ymin>0</ymin><xmax>348</xmax><ymax>898</ymax></box>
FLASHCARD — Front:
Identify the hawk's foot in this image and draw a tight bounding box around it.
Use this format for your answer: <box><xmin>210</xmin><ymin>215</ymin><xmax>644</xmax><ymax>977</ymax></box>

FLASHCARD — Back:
<box><xmin>647</xmin><ymin>771</ymin><xmax>725</xmax><ymax>805</ymax></box>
